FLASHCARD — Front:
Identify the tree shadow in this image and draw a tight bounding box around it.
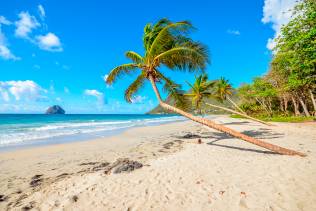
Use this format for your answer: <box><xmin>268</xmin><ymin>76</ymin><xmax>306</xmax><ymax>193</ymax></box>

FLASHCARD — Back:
<box><xmin>242</xmin><ymin>129</ymin><xmax>284</xmax><ymax>139</ymax></box>
<box><xmin>176</xmin><ymin>128</ymin><xmax>285</xmax><ymax>155</ymax></box>
<box><xmin>223</xmin><ymin>121</ymin><xmax>251</xmax><ymax>125</ymax></box>
<box><xmin>207</xmin><ymin>140</ymin><xmax>280</xmax><ymax>155</ymax></box>
<box><xmin>203</xmin><ymin>129</ymin><xmax>284</xmax><ymax>155</ymax></box>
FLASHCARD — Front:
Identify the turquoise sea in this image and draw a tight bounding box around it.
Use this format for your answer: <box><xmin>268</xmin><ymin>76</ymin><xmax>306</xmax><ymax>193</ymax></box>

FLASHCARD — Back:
<box><xmin>0</xmin><ymin>114</ymin><xmax>184</xmax><ymax>151</ymax></box>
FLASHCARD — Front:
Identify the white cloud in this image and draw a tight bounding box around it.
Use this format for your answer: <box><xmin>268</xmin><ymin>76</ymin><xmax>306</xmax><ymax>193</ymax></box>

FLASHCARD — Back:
<box><xmin>15</xmin><ymin>11</ymin><xmax>40</xmax><ymax>38</ymax></box>
<box><xmin>0</xmin><ymin>87</ymin><xmax>9</xmax><ymax>102</ymax></box>
<box><xmin>131</xmin><ymin>95</ymin><xmax>147</xmax><ymax>104</ymax></box>
<box><xmin>0</xmin><ymin>16</ymin><xmax>11</xmax><ymax>25</ymax></box>
<box><xmin>0</xmin><ymin>45</ymin><xmax>20</xmax><ymax>60</ymax></box>
<box><xmin>0</xmin><ymin>21</ymin><xmax>20</xmax><ymax>60</ymax></box>
<box><xmin>36</xmin><ymin>32</ymin><xmax>62</xmax><ymax>52</ymax></box>
<box><xmin>38</xmin><ymin>5</ymin><xmax>46</xmax><ymax>19</ymax></box>
<box><xmin>262</xmin><ymin>0</ymin><xmax>298</xmax><ymax>50</ymax></box>
<box><xmin>227</xmin><ymin>29</ymin><xmax>240</xmax><ymax>35</ymax></box>
<box><xmin>84</xmin><ymin>89</ymin><xmax>105</xmax><ymax>105</ymax></box>
<box><xmin>0</xmin><ymin>80</ymin><xmax>47</xmax><ymax>102</ymax></box>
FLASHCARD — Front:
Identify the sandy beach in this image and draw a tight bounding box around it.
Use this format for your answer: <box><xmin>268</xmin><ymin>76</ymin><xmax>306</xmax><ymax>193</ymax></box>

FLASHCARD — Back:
<box><xmin>0</xmin><ymin>115</ymin><xmax>316</xmax><ymax>211</ymax></box>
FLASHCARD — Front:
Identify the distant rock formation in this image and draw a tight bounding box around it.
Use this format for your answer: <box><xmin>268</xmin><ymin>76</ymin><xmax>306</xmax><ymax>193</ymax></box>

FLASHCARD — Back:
<box><xmin>45</xmin><ymin>105</ymin><xmax>65</xmax><ymax>114</ymax></box>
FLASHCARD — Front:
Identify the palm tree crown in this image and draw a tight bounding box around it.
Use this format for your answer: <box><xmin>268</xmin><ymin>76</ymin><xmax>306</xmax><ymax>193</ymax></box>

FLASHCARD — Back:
<box><xmin>185</xmin><ymin>74</ymin><xmax>214</xmax><ymax>113</ymax></box>
<box><xmin>214</xmin><ymin>77</ymin><xmax>233</xmax><ymax>101</ymax></box>
<box><xmin>106</xmin><ymin>18</ymin><xmax>209</xmax><ymax>103</ymax></box>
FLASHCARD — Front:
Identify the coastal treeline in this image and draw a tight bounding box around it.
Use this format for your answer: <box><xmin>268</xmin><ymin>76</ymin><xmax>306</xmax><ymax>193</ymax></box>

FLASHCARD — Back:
<box><xmin>238</xmin><ymin>0</ymin><xmax>316</xmax><ymax>117</ymax></box>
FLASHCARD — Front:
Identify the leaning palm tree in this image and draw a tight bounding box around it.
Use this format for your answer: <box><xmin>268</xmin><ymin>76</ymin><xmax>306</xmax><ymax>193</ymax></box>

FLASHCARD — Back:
<box><xmin>185</xmin><ymin>74</ymin><xmax>214</xmax><ymax>114</ymax></box>
<box><xmin>106</xmin><ymin>18</ymin><xmax>304</xmax><ymax>156</ymax></box>
<box><xmin>214</xmin><ymin>77</ymin><xmax>246</xmax><ymax>114</ymax></box>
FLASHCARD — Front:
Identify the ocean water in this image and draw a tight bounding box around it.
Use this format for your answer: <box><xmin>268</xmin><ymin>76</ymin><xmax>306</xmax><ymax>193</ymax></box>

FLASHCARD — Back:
<box><xmin>0</xmin><ymin>114</ymin><xmax>185</xmax><ymax>151</ymax></box>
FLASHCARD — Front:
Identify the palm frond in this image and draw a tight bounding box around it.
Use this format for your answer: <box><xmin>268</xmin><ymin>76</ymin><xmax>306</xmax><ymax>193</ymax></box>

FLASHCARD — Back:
<box><xmin>154</xmin><ymin>42</ymin><xmax>209</xmax><ymax>72</ymax></box>
<box><xmin>155</xmin><ymin>70</ymin><xmax>190</xmax><ymax>110</ymax></box>
<box><xmin>124</xmin><ymin>73</ymin><xmax>146</xmax><ymax>103</ymax></box>
<box><xmin>106</xmin><ymin>63</ymin><xmax>139</xmax><ymax>85</ymax></box>
<box><xmin>125</xmin><ymin>51</ymin><xmax>143</xmax><ymax>64</ymax></box>
<box><xmin>148</xmin><ymin>21</ymin><xmax>194</xmax><ymax>58</ymax></box>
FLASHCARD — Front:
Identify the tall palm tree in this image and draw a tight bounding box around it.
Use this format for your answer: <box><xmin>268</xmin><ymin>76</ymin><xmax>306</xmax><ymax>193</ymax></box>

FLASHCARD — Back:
<box><xmin>106</xmin><ymin>18</ymin><xmax>304</xmax><ymax>156</ymax></box>
<box><xmin>214</xmin><ymin>77</ymin><xmax>246</xmax><ymax>114</ymax></box>
<box><xmin>185</xmin><ymin>74</ymin><xmax>214</xmax><ymax>114</ymax></box>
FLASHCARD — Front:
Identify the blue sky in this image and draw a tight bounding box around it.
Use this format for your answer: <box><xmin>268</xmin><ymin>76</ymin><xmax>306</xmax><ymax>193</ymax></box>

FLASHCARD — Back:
<box><xmin>0</xmin><ymin>0</ymin><xmax>297</xmax><ymax>113</ymax></box>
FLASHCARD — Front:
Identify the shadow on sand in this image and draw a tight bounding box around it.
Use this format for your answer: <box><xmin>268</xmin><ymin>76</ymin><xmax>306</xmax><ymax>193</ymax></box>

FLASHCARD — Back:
<box><xmin>178</xmin><ymin>127</ymin><xmax>285</xmax><ymax>155</ymax></box>
<box><xmin>207</xmin><ymin>139</ymin><xmax>280</xmax><ymax>155</ymax></box>
<box><xmin>205</xmin><ymin>128</ymin><xmax>284</xmax><ymax>155</ymax></box>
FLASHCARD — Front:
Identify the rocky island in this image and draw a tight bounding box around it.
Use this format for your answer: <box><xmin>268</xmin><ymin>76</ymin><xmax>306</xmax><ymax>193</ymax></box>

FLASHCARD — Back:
<box><xmin>45</xmin><ymin>105</ymin><xmax>66</xmax><ymax>114</ymax></box>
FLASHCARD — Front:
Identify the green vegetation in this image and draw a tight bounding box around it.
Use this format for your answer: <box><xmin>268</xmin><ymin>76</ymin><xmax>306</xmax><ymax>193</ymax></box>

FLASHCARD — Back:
<box><xmin>238</xmin><ymin>0</ymin><xmax>316</xmax><ymax>118</ymax></box>
<box><xmin>231</xmin><ymin>114</ymin><xmax>315</xmax><ymax>123</ymax></box>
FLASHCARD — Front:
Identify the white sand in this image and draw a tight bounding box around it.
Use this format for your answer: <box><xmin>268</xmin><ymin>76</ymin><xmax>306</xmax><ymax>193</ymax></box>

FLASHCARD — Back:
<box><xmin>0</xmin><ymin>116</ymin><xmax>315</xmax><ymax>210</ymax></box>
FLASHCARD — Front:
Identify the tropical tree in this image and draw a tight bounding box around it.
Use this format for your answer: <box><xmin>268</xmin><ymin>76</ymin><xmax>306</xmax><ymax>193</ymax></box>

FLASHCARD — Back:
<box><xmin>106</xmin><ymin>18</ymin><xmax>304</xmax><ymax>156</ymax></box>
<box><xmin>185</xmin><ymin>73</ymin><xmax>214</xmax><ymax>114</ymax></box>
<box><xmin>274</xmin><ymin>0</ymin><xmax>316</xmax><ymax>116</ymax></box>
<box><xmin>214</xmin><ymin>77</ymin><xmax>246</xmax><ymax>114</ymax></box>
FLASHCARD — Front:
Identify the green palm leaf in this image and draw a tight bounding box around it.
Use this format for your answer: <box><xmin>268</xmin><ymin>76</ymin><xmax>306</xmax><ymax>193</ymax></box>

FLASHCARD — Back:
<box><xmin>106</xmin><ymin>63</ymin><xmax>139</xmax><ymax>85</ymax></box>
<box><xmin>124</xmin><ymin>73</ymin><xmax>146</xmax><ymax>103</ymax></box>
<box><xmin>125</xmin><ymin>51</ymin><xmax>143</xmax><ymax>64</ymax></box>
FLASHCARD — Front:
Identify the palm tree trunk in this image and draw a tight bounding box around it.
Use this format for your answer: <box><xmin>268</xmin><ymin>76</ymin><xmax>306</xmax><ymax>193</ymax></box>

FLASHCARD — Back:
<box><xmin>205</xmin><ymin>103</ymin><xmax>274</xmax><ymax>126</ymax></box>
<box><xmin>227</xmin><ymin>96</ymin><xmax>246</xmax><ymax>114</ymax></box>
<box><xmin>298</xmin><ymin>97</ymin><xmax>311</xmax><ymax>117</ymax></box>
<box><xmin>291</xmin><ymin>96</ymin><xmax>300</xmax><ymax>116</ymax></box>
<box><xmin>309</xmin><ymin>89</ymin><xmax>316</xmax><ymax>116</ymax></box>
<box><xmin>284</xmin><ymin>96</ymin><xmax>288</xmax><ymax>114</ymax></box>
<box><xmin>149</xmin><ymin>75</ymin><xmax>305</xmax><ymax>156</ymax></box>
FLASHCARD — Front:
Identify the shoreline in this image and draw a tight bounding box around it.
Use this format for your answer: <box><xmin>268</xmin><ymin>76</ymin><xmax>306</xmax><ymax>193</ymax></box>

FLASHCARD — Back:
<box><xmin>1</xmin><ymin>115</ymin><xmax>315</xmax><ymax>210</ymax></box>
<box><xmin>0</xmin><ymin>115</ymin><xmax>186</xmax><ymax>153</ymax></box>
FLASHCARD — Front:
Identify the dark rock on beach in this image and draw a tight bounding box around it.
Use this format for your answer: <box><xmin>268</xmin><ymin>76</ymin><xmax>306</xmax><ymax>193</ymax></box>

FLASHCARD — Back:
<box><xmin>112</xmin><ymin>159</ymin><xmax>143</xmax><ymax>174</ymax></box>
<box><xmin>29</xmin><ymin>174</ymin><xmax>43</xmax><ymax>187</ymax></box>
<box><xmin>181</xmin><ymin>133</ymin><xmax>202</xmax><ymax>139</ymax></box>
<box><xmin>45</xmin><ymin>105</ymin><xmax>65</xmax><ymax>114</ymax></box>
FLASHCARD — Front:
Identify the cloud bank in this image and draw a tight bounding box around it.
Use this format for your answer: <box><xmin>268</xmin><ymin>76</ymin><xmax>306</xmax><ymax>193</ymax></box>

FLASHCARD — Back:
<box><xmin>0</xmin><ymin>80</ymin><xmax>47</xmax><ymax>102</ymax></box>
<box><xmin>262</xmin><ymin>0</ymin><xmax>298</xmax><ymax>50</ymax></box>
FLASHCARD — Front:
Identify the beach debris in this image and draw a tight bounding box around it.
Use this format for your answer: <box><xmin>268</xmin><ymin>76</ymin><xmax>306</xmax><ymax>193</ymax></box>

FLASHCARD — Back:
<box><xmin>219</xmin><ymin>191</ymin><xmax>225</xmax><ymax>195</ymax></box>
<box><xmin>102</xmin><ymin>158</ymin><xmax>143</xmax><ymax>174</ymax></box>
<box><xmin>22</xmin><ymin>201</ymin><xmax>36</xmax><ymax>211</ymax></box>
<box><xmin>71</xmin><ymin>195</ymin><xmax>79</xmax><ymax>202</ymax></box>
<box><xmin>181</xmin><ymin>133</ymin><xmax>202</xmax><ymax>139</ymax></box>
<box><xmin>0</xmin><ymin>194</ymin><xmax>8</xmax><ymax>202</ymax></box>
<box><xmin>29</xmin><ymin>174</ymin><xmax>43</xmax><ymax>187</ymax></box>
<box><xmin>79</xmin><ymin>162</ymin><xmax>99</xmax><ymax>166</ymax></box>
<box><xmin>92</xmin><ymin>162</ymin><xmax>110</xmax><ymax>171</ymax></box>
<box><xmin>112</xmin><ymin>159</ymin><xmax>143</xmax><ymax>174</ymax></box>
<box><xmin>198</xmin><ymin>139</ymin><xmax>202</xmax><ymax>144</ymax></box>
